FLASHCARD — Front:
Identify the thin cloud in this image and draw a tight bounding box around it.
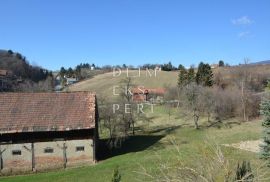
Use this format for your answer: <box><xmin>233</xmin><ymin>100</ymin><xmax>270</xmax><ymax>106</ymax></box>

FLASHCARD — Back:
<box><xmin>232</xmin><ymin>16</ymin><xmax>253</xmax><ymax>25</ymax></box>
<box><xmin>238</xmin><ymin>31</ymin><xmax>250</xmax><ymax>38</ymax></box>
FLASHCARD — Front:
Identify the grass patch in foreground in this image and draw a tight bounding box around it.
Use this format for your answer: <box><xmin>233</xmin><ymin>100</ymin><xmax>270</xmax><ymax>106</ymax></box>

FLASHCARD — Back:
<box><xmin>0</xmin><ymin>117</ymin><xmax>264</xmax><ymax>182</ymax></box>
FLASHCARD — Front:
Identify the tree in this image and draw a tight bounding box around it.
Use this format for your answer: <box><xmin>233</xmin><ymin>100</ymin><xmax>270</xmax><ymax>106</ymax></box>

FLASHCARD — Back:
<box><xmin>111</xmin><ymin>166</ymin><xmax>121</xmax><ymax>182</ymax></box>
<box><xmin>232</xmin><ymin>59</ymin><xmax>251</xmax><ymax>122</ymax></box>
<box><xmin>15</xmin><ymin>53</ymin><xmax>23</xmax><ymax>60</ymax></box>
<box><xmin>184</xmin><ymin>83</ymin><xmax>202</xmax><ymax>129</ymax></box>
<box><xmin>60</xmin><ymin>67</ymin><xmax>66</xmax><ymax>78</ymax></box>
<box><xmin>196</xmin><ymin>62</ymin><xmax>213</xmax><ymax>87</ymax></box>
<box><xmin>218</xmin><ymin>60</ymin><xmax>225</xmax><ymax>67</ymax></box>
<box><xmin>177</xmin><ymin>67</ymin><xmax>187</xmax><ymax>87</ymax></box>
<box><xmin>201</xmin><ymin>88</ymin><xmax>215</xmax><ymax>122</ymax></box>
<box><xmin>120</xmin><ymin>77</ymin><xmax>136</xmax><ymax>135</ymax></box>
<box><xmin>67</xmin><ymin>67</ymin><xmax>74</xmax><ymax>77</ymax></box>
<box><xmin>7</xmin><ymin>50</ymin><xmax>13</xmax><ymax>55</ymax></box>
<box><xmin>260</xmin><ymin>99</ymin><xmax>270</xmax><ymax>166</ymax></box>
<box><xmin>162</xmin><ymin>61</ymin><xmax>175</xmax><ymax>71</ymax></box>
<box><xmin>178</xmin><ymin>64</ymin><xmax>185</xmax><ymax>70</ymax></box>
<box><xmin>187</xmin><ymin>66</ymin><xmax>195</xmax><ymax>84</ymax></box>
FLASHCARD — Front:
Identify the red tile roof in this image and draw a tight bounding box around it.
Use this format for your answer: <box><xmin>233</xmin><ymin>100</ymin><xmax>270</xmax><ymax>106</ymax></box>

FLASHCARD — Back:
<box><xmin>0</xmin><ymin>70</ymin><xmax>8</xmax><ymax>76</ymax></box>
<box><xmin>131</xmin><ymin>88</ymin><xmax>166</xmax><ymax>95</ymax></box>
<box><xmin>0</xmin><ymin>92</ymin><xmax>96</xmax><ymax>134</ymax></box>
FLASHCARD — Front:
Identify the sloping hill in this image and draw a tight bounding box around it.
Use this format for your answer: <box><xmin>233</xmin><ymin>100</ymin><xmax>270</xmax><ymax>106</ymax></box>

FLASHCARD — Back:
<box><xmin>250</xmin><ymin>60</ymin><xmax>270</xmax><ymax>65</ymax></box>
<box><xmin>0</xmin><ymin>49</ymin><xmax>50</xmax><ymax>82</ymax></box>
<box><xmin>68</xmin><ymin>70</ymin><xmax>178</xmax><ymax>98</ymax></box>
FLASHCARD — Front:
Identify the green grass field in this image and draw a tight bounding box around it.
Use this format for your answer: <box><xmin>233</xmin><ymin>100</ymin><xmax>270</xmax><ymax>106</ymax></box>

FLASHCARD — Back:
<box><xmin>0</xmin><ymin>105</ymin><xmax>265</xmax><ymax>182</ymax></box>
<box><xmin>68</xmin><ymin>70</ymin><xmax>178</xmax><ymax>98</ymax></box>
<box><xmin>2</xmin><ymin>69</ymin><xmax>268</xmax><ymax>181</ymax></box>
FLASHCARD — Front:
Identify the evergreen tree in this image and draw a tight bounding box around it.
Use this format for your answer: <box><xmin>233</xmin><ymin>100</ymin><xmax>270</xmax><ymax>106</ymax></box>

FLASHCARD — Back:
<box><xmin>111</xmin><ymin>166</ymin><xmax>121</xmax><ymax>182</ymax></box>
<box><xmin>178</xmin><ymin>64</ymin><xmax>185</xmax><ymax>70</ymax></box>
<box><xmin>177</xmin><ymin>67</ymin><xmax>187</xmax><ymax>87</ymax></box>
<box><xmin>60</xmin><ymin>67</ymin><xmax>66</xmax><ymax>78</ymax></box>
<box><xmin>196</xmin><ymin>62</ymin><xmax>204</xmax><ymax>84</ymax></box>
<box><xmin>195</xmin><ymin>62</ymin><xmax>213</xmax><ymax>87</ymax></box>
<box><xmin>218</xmin><ymin>60</ymin><xmax>225</xmax><ymax>67</ymax></box>
<box><xmin>187</xmin><ymin>67</ymin><xmax>195</xmax><ymax>84</ymax></box>
<box><xmin>162</xmin><ymin>61</ymin><xmax>175</xmax><ymax>71</ymax></box>
<box><xmin>7</xmin><ymin>49</ymin><xmax>13</xmax><ymax>55</ymax></box>
<box><xmin>260</xmin><ymin>99</ymin><xmax>270</xmax><ymax>166</ymax></box>
<box><xmin>203</xmin><ymin>63</ymin><xmax>213</xmax><ymax>86</ymax></box>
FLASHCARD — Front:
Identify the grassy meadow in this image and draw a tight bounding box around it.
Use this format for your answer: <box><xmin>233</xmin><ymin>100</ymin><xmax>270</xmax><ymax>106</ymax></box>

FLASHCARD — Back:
<box><xmin>0</xmin><ymin>105</ymin><xmax>265</xmax><ymax>182</ymax></box>
<box><xmin>68</xmin><ymin>70</ymin><xmax>178</xmax><ymax>98</ymax></box>
<box><xmin>2</xmin><ymin>67</ymin><xmax>269</xmax><ymax>181</ymax></box>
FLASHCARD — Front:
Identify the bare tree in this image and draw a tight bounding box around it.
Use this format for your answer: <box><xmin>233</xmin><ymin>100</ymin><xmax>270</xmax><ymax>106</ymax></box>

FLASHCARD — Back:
<box><xmin>231</xmin><ymin>59</ymin><xmax>251</xmax><ymax>121</ymax></box>
<box><xmin>184</xmin><ymin>83</ymin><xmax>203</xmax><ymax>129</ymax></box>
<box><xmin>119</xmin><ymin>77</ymin><xmax>137</xmax><ymax>135</ymax></box>
<box><xmin>200</xmin><ymin>87</ymin><xmax>215</xmax><ymax>122</ymax></box>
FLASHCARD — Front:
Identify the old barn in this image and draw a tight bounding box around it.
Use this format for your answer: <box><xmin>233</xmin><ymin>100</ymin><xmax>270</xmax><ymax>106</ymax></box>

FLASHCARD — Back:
<box><xmin>0</xmin><ymin>92</ymin><xmax>99</xmax><ymax>174</ymax></box>
<box><xmin>132</xmin><ymin>88</ymin><xmax>166</xmax><ymax>103</ymax></box>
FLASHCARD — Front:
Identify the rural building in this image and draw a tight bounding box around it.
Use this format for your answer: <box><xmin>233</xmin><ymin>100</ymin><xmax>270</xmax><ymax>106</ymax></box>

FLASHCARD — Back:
<box><xmin>0</xmin><ymin>70</ymin><xmax>13</xmax><ymax>91</ymax></box>
<box><xmin>66</xmin><ymin>77</ymin><xmax>78</xmax><ymax>85</ymax></box>
<box><xmin>132</xmin><ymin>88</ymin><xmax>166</xmax><ymax>102</ymax></box>
<box><xmin>0</xmin><ymin>92</ymin><xmax>99</xmax><ymax>174</ymax></box>
<box><xmin>211</xmin><ymin>64</ymin><xmax>219</xmax><ymax>69</ymax></box>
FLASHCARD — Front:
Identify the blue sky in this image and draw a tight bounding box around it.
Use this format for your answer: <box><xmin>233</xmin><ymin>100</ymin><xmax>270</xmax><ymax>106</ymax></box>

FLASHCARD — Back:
<box><xmin>0</xmin><ymin>0</ymin><xmax>269</xmax><ymax>70</ymax></box>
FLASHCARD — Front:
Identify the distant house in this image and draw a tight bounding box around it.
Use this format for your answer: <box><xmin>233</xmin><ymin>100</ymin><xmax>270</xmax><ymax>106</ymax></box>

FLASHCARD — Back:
<box><xmin>132</xmin><ymin>88</ymin><xmax>166</xmax><ymax>102</ymax></box>
<box><xmin>0</xmin><ymin>69</ymin><xmax>12</xmax><ymax>77</ymax></box>
<box><xmin>155</xmin><ymin>66</ymin><xmax>162</xmax><ymax>71</ymax></box>
<box><xmin>0</xmin><ymin>70</ymin><xmax>13</xmax><ymax>91</ymax></box>
<box><xmin>0</xmin><ymin>92</ymin><xmax>99</xmax><ymax>174</ymax></box>
<box><xmin>0</xmin><ymin>70</ymin><xmax>8</xmax><ymax>77</ymax></box>
<box><xmin>66</xmin><ymin>77</ymin><xmax>78</xmax><ymax>85</ymax></box>
<box><xmin>211</xmin><ymin>64</ymin><xmax>219</xmax><ymax>69</ymax></box>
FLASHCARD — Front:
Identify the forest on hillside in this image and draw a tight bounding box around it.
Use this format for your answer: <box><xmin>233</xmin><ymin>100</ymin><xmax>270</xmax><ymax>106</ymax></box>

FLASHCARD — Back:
<box><xmin>0</xmin><ymin>50</ymin><xmax>53</xmax><ymax>92</ymax></box>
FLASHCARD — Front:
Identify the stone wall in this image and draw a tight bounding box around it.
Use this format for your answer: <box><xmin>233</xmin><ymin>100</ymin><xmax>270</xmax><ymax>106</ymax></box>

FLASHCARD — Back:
<box><xmin>0</xmin><ymin>139</ymin><xmax>94</xmax><ymax>175</ymax></box>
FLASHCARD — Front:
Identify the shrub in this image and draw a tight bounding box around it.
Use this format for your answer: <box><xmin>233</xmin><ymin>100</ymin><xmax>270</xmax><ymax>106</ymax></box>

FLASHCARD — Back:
<box><xmin>234</xmin><ymin>161</ymin><xmax>254</xmax><ymax>181</ymax></box>
<box><xmin>111</xmin><ymin>166</ymin><xmax>121</xmax><ymax>182</ymax></box>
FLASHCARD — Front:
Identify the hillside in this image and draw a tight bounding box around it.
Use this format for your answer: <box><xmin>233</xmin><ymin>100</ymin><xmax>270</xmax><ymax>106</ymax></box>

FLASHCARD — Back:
<box><xmin>0</xmin><ymin>50</ymin><xmax>53</xmax><ymax>92</ymax></box>
<box><xmin>68</xmin><ymin>64</ymin><xmax>270</xmax><ymax>97</ymax></box>
<box><xmin>68</xmin><ymin>70</ymin><xmax>178</xmax><ymax>98</ymax></box>
<box><xmin>250</xmin><ymin>60</ymin><xmax>270</xmax><ymax>65</ymax></box>
<box><xmin>0</xmin><ymin>49</ymin><xmax>50</xmax><ymax>82</ymax></box>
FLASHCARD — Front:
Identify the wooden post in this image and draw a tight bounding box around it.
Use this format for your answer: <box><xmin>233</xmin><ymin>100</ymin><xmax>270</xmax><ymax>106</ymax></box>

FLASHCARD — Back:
<box><xmin>31</xmin><ymin>143</ymin><xmax>35</xmax><ymax>172</ymax></box>
<box><xmin>0</xmin><ymin>145</ymin><xmax>3</xmax><ymax>171</ymax></box>
<box><xmin>63</xmin><ymin>142</ymin><xmax>67</xmax><ymax>168</ymax></box>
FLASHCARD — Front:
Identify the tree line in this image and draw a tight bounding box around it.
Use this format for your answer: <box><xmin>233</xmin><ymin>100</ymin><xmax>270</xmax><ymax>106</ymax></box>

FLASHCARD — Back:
<box><xmin>165</xmin><ymin>60</ymin><xmax>269</xmax><ymax>129</ymax></box>
<box><xmin>0</xmin><ymin>50</ymin><xmax>54</xmax><ymax>92</ymax></box>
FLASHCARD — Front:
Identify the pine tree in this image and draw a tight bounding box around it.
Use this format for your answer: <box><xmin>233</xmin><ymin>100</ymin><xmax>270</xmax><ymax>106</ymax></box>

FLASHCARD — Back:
<box><xmin>218</xmin><ymin>60</ymin><xmax>225</xmax><ymax>67</ymax></box>
<box><xmin>111</xmin><ymin>166</ymin><xmax>121</xmax><ymax>182</ymax></box>
<box><xmin>187</xmin><ymin>67</ymin><xmax>195</xmax><ymax>84</ymax></box>
<box><xmin>196</xmin><ymin>62</ymin><xmax>204</xmax><ymax>84</ymax></box>
<box><xmin>195</xmin><ymin>62</ymin><xmax>213</xmax><ymax>86</ymax></box>
<box><xmin>203</xmin><ymin>63</ymin><xmax>213</xmax><ymax>86</ymax></box>
<box><xmin>177</xmin><ymin>67</ymin><xmax>187</xmax><ymax>87</ymax></box>
<box><xmin>178</xmin><ymin>64</ymin><xmax>185</xmax><ymax>70</ymax></box>
<box><xmin>260</xmin><ymin>99</ymin><xmax>270</xmax><ymax>166</ymax></box>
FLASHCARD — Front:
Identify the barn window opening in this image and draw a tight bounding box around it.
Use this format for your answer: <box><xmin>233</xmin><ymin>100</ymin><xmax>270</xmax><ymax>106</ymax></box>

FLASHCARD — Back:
<box><xmin>12</xmin><ymin>150</ymin><xmax>21</xmax><ymax>155</ymax></box>
<box><xmin>76</xmin><ymin>146</ymin><xmax>85</xmax><ymax>152</ymax></box>
<box><xmin>44</xmin><ymin>147</ymin><xmax>54</xmax><ymax>153</ymax></box>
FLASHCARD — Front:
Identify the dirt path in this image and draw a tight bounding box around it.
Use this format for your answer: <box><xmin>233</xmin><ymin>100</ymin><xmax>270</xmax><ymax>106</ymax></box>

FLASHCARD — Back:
<box><xmin>223</xmin><ymin>140</ymin><xmax>263</xmax><ymax>153</ymax></box>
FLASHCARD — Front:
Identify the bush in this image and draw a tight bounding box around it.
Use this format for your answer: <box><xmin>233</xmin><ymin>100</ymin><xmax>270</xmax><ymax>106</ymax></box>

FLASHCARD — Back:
<box><xmin>260</xmin><ymin>99</ymin><xmax>270</xmax><ymax>166</ymax></box>
<box><xmin>111</xmin><ymin>166</ymin><xmax>121</xmax><ymax>182</ymax></box>
<box><xmin>234</xmin><ymin>161</ymin><xmax>254</xmax><ymax>181</ymax></box>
